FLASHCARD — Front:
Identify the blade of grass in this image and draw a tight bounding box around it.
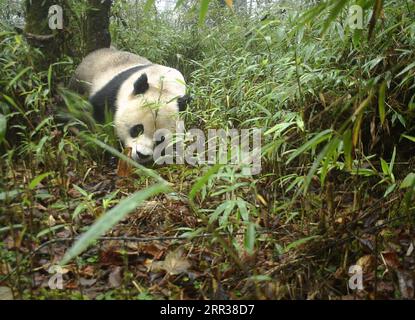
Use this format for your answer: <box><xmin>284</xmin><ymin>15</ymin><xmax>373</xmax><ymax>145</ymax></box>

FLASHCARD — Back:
<box><xmin>199</xmin><ymin>0</ymin><xmax>211</xmax><ymax>26</ymax></box>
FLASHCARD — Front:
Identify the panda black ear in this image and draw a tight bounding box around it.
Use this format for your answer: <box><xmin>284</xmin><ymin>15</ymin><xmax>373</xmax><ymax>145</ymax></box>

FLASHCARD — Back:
<box><xmin>133</xmin><ymin>73</ymin><xmax>149</xmax><ymax>95</ymax></box>
<box><xmin>178</xmin><ymin>95</ymin><xmax>192</xmax><ymax>112</ymax></box>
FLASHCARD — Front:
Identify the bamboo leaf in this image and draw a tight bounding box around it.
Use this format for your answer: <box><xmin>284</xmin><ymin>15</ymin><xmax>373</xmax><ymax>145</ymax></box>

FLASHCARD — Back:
<box><xmin>378</xmin><ymin>81</ymin><xmax>386</xmax><ymax>125</ymax></box>
<box><xmin>285</xmin><ymin>235</ymin><xmax>319</xmax><ymax>252</ymax></box>
<box><xmin>189</xmin><ymin>163</ymin><xmax>221</xmax><ymax>205</ymax></box>
<box><xmin>37</xmin><ymin>224</ymin><xmax>66</xmax><ymax>238</ymax></box>
<box><xmin>320</xmin><ymin>137</ymin><xmax>341</xmax><ymax>185</ymax></box>
<box><xmin>389</xmin><ymin>146</ymin><xmax>396</xmax><ymax>174</ymax></box>
<box><xmin>244</xmin><ymin>222</ymin><xmax>255</xmax><ymax>255</ymax></box>
<box><xmin>6</xmin><ymin>67</ymin><xmax>31</xmax><ymax>89</ymax></box>
<box><xmin>29</xmin><ymin>172</ymin><xmax>53</xmax><ymax>190</ymax></box>
<box><xmin>321</xmin><ymin>0</ymin><xmax>349</xmax><ymax>35</ymax></box>
<box><xmin>199</xmin><ymin>0</ymin><xmax>211</xmax><ymax>26</ymax></box>
<box><xmin>402</xmin><ymin>134</ymin><xmax>415</xmax><ymax>143</ymax></box>
<box><xmin>343</xmin><ymin>129</ymin><xmax>353</xmax><ymax>170</ymax></box>
<box><xmin>286</xmin><ymin>129</ymin><xmax>332</xmax><ymax>164</ymax></box>
<box><xmin>236</xmin><ymin>198</ymin><xmax>249</xmax><ymax>221</ymax></box>
<box><xmin>352</xmin><ymin>93</ymin><xmax>373</xmax><ymax>118</ymax></box>
<box><xmin>352</xmin><ymin>112</ymin><xmax>364</xmax><ymax>147</ymax></box>
<box><xmin>400</xmin><ymin>173</ymin><xmax>415</xmax><ymax>189</ymax></box>
<box><xmin>219</xmin><ymin>200</ymin><xmax>236</xmax><ymax>226</ymax></box>
<box><xmin>380</xmin><ymin>158</ymin><xmax>389</xmax><ymax>175</ymax></box>
<box><xmin>0</xmin><ymin>114</ymin><xmax>6</xmax><ymax>143</ymax></box>
<box><xmin>303</xmin><ymin>137</ymin><xmax>339</xmax><ymax>193</ymax></box>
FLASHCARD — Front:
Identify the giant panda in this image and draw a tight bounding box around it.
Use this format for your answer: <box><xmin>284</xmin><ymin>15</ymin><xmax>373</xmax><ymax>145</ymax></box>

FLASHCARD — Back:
<box><xmin>69</xmin><ymin>47</ymin><xmax>190</xmax><ymax>162</ymax></box>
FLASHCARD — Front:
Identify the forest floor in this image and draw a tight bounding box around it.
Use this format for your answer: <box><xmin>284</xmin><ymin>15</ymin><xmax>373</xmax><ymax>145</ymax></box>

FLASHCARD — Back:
<box><xmin>1</xmin><ymin>156</ymin><xmax>414</xmax><ymax>300</ymax></box>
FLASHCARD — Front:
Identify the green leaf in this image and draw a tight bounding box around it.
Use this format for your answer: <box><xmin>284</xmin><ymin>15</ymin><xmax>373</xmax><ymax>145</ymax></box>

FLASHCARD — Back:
<box><xmin>36</xmin><ymin>224</ymin><xmax>67</xmax><ymax>238</ymax></box>
<box><xmin>378</xmin><ymin>81</ymin><xmax>386</xmax><ymax>125</ymax></box>
<box><xmin>248</xmin><ymin>275</ymin><xmax>271</xmax><ymax>282</ymax></box>
<box><xmin>400</xmin><ymin>173</ymin><xmax>415</xmax><ymax>189</ymax></box>
<box><xmin>236</xmin><ymin>198</ymin><xmax>249</xmax><ymax>221</ymax></box>
<box><xmin>0</xmin><ymin>114</ymin><xmax>6</xmax><ymax>143</ymax></box>
<box><xmin>189</xmin><ymin>163</ymin><xmax>221</xmax><ymax>205</ymax></box>
<box><xmin>303</xmin><ymin>137</ymin><xmax>339</xmax><ymax>193</ymax></box>
<box><xmin>219</xmin><ymin>200</ymin><xmax>236</xmax><ymax>226</ymax></box>
<box><xmin>264</xmin><ymin>122</ymin><xmax>294</xmax><ymax>136</ymax></box>
<box><xmin>402</xmin><ymin>134</ymin><xmax>415</xmax><ymax>143</ymax></box>
<box><xmin>352</xmin><ymin>29</ymin><xmax>362</xmax><ymax>47</ymax></box>
<box><xmin>29</xmin><ymin>172</ymin><xmax>53</xmax><ymax>190</ymax></box>
<box><xmin>384</xmin><ymin>183</ymin><xmax>396</xmax><ymax>197</ymax></box>
<box><xmin>343</xmin><ymin>129</ymin><xmax>353</xmax><ymax>170</ymax></box>
<box><xmin>199</xmin><ymin>0</ymin><xmax>211</xmax><ymax>26</ymax></box>
<box><xmin>72</xmin><ymin>203</ymin><xmax>88</xmax><ymax>220</ymax></box>
<box><xmin>60</xmin><ymin>183</ymin><xmax>169</xmax><ymax>265</ymax></box>
<box><xmin>209</xmin><ymin>200</ymin><xmax>234</xmax><ymax>224</ymax></box>
<box><xmin>352</xmin><ymin>112</ymin><xmax>364</xmax><ymax>147</ymax></box>
<box><xmin>286</xmin><ymin>129</ymin><xmax>332</xmax><ymax>164</ymax></box>
<box><xmin>380</xmin><ymin>158</ymin><xmax>389</xmax><ymax>175</ymax></box>
<box><xmin>396</xmin><ymin>61</ymin><xmax>415</xmax><ymax>78</ymax></box>
<box><xmin>0</xmin><ymin>224</ymin><xmax>23</xmax><ymax>234</ymax></box>
<box><xmin>284</xmin><ymin>235</ymin><xmax>319</xmax><ymax>252</ymax></box>
<box><xmin>244</xmin><ymin>222</ymin><xmax>256</xmax><ymax>255</ymax></box>
<box><xmin>144</xmin><ymin>0</ymin><xmax>155</xmax><ymax>12</ymax></box>
<box><xmin>389</xmin><ymin>147</ymin><xmax>396</xmax><ymax>175</ymax></box>
<box><xmin>321</xmin><ymin>0</ymin><xmax>348</xmax><ymax>35</ymax></box>
<box><xmin>6</xmin><ymin>67</ymin><xmax>31</xmax><ymax>89</ymax></box>
<box><xmin>320</xmin><ymin>137</ymin><xmax>341</xmax><ymax>185</ymax></box>
<box><xmin>72</xmin><ymin>184</ymin><xmax>89</xmax><ymax>198</ymax></box>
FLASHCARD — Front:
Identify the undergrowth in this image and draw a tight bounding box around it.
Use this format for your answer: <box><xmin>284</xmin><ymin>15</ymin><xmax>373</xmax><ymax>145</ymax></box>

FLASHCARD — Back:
<box><xmin>1</xmin><ymin>0</ymin><xmax>414</xmax><ymax>299</ymax></box>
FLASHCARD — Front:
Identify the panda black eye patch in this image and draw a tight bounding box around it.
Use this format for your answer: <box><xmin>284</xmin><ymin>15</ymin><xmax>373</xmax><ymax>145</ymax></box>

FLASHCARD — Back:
<box><xmin>177</xmin><ymin>95</ymin><xmax>192</xmax><ymax>112</ymax></box>
<box><xmin>130</xmin><ymin>124</ymin><xmax>144</xmax><ymax>138</ymax></box>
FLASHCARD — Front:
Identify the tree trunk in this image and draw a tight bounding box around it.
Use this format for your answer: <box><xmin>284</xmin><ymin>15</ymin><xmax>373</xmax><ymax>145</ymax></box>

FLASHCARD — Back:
<box><xmin>24</xmin><ymin>0</ymin><xmax>66</xmax><ymax>69</ymax></box>
<box><xmin>85</xmin><ymin>0</ymin><xmax>112</xmax><ymax>54</ymax></box>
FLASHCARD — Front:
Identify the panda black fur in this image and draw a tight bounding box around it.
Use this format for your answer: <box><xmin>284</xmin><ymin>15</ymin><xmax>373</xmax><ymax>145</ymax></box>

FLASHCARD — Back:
<box><xmin>89</xmin><ymin>65</ymin><xmax>150</xmax><ymax>122</ymax></box>
<box><xmin>70</xmin><ymin>48</ymin><xmax>190</xmax><ymax>162</ymax></box>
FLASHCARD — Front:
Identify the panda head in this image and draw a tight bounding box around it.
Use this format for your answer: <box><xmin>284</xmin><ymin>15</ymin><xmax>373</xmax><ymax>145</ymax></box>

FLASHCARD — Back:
<box><xmin>114</xmin><ymin>65</ymin><xmax>190</xmax><ymax>163</ymax></box>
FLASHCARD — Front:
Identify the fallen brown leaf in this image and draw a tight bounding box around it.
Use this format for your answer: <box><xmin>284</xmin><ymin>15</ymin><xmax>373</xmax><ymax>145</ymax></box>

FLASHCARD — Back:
<box><xmin>356</xmin><ymin>255</ymin><xmax>375</xmax><ymax>273</ymax></box>
<box><xmin>151</xmin><ymin>248</ymin><xmax>190</xmax><ymax>276</ymax></box>
<box><xmin>108</xmin><ymin>266</ymin><xmax>123</xmax><ymax>288</ymax></box>
<box><xmin>141</xmin><ymin>243</ymin><xmax>166</xmax><ymax>259</ymax></box>
<box><xmin>381</xmin><ymin>251</ymin><xmax>401</xmax><ymax>270</ymax></box>
<box><xmin>116</xmin><ymin>147</ymin><xmax>132</xmax><ymax>177</ymax></box>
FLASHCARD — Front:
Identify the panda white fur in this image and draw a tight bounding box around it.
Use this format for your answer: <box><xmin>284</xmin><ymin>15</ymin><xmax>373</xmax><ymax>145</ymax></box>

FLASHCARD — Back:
<box><xmin>70</xmin><ymin>48</ymin><xmax>190</xmax><ymax>162</ymax></box>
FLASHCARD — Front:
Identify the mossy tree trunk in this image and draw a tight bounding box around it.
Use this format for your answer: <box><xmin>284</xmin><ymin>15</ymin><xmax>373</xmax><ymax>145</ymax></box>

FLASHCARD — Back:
<box><xmin>24</xmin><ymin>0</ymin><xmax>67</xmax><ymax>69</ymax></box>
<box><xmin>85</xmin><ymin>0</ymin><xmax>112</xmax><ymax>54</ymax></box>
